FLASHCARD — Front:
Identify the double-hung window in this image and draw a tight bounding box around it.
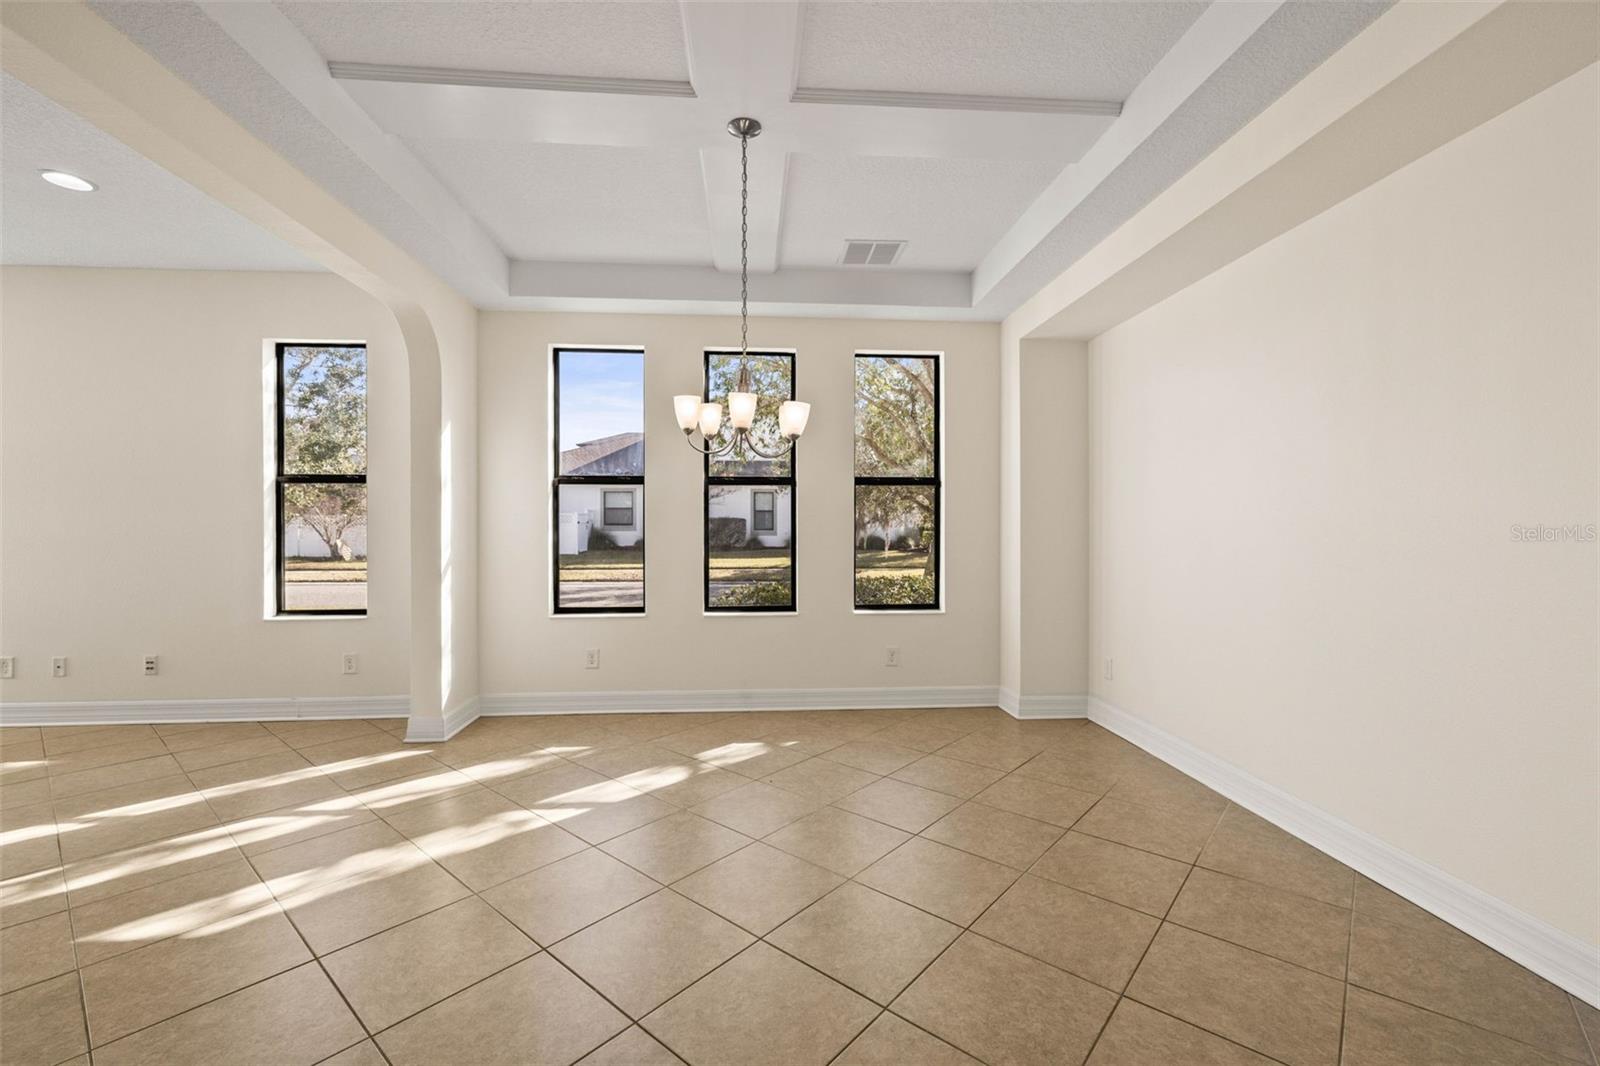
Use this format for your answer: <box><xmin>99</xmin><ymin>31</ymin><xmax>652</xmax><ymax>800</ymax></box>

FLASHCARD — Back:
<box><xmin>275</xmin><ymin>343</ymin><xmax>368</xmax><ymax>615</ymax></box>
<box><xmin>854</xmin><ymin>352</ymin><xmax>940</xmax><ymax>610</ymax></box>
<box><xmin>704</xmin><ymin>349</ymin><xmax>796</xmax><ymax>611</ymax></box>
<box><xmin>552</xmin><ymin>347</ymin><xmax>645</xmax><ymax>614</ymax></box>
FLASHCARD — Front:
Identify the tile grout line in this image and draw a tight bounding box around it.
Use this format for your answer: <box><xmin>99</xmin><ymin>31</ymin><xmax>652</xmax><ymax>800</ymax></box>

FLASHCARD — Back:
<box><xmin>1078</xmin><ymin>796</ymin><xmax>1234</xmax><ymax>1065</ymax></box>
<box><xmin>1573</xmin><ymin>993</ymin><xmax>1600</xmax><ymax>1066</ymax></box>
<box><xmin>1336</xmin><ymin>888</ymin><xmax>1357</xmax><ymax>1065</ymax></box>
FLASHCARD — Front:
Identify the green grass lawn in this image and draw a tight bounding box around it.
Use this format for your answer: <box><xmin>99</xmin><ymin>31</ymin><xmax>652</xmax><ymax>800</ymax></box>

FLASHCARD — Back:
<box><xmin>855</xmin><ymin>549</ymin><xmax>930</xmax><ymax>577</ymax></box>
<box><xmin>708</xmin><ymin>548</ymin><xmax>789</xmax><ymax>583</ymax></box>
<box><xmin>285</xmin><ymin>558</ymin><xmax>367</xmax><ymax>582</ymax></box>
<box><xmin>559</xmin><ymin>550</ymin><xmax>643</xmax><ymax>582</ymax></box>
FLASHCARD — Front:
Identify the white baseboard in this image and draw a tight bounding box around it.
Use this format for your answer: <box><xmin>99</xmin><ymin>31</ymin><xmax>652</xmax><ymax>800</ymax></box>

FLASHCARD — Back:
<box><xmin>0</xmin><ymin>695</ymin><xmax>408</xmax><ymax>727</ymax></box>
<box><xmin>405</xmin><ymin>696</ymin><xmax>481</xmax><ymax>743</ymax></box>
<box><xmin>999</xmin><ymin>689</ymin><xmax>1088</xmax><ymax>719</ymax></box>
<box><xmin>480</xmin><ymin>685</ymin><xmax>1001</xmax><ymax>717</ymax></box>
<box><xmin>1087</xmin><ymin>696</ymin><xmax>1600</xmax><ymax>1008</ymax></box>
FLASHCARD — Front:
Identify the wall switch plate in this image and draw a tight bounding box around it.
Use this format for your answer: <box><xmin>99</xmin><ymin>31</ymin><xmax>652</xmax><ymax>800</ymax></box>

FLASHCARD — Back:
<box><xmin>1104</xmin><ymin>658</ymin><xmax>1114</xmax><ymax>681</ymax></box>
<box><xmin>52</xmin><ymin>656</ymin><xmax>68</xmax><ymax>678</ymax></box>
<box><xmin>886</xmin><ymin>646</ymin><xmax>901</xmax><ymax>667</ymax></box>
<box><xmin>585</xmin><ymin>649</ymin><xmax>600</xmax><ymax>670</ymax></box>
<box><xmin>342</xmin><ymin>653</ymin><xmax>359</xmax><ymax>675</ymax></box>
<box><xmin>0</xmin><ymin>657</ymin><xmax>12</xmax><ymax>680</ymax></box>
<box><xmin>143</xmin><ymin>655</ymin><xmax>159</xmax><ymax>677</ymax></box>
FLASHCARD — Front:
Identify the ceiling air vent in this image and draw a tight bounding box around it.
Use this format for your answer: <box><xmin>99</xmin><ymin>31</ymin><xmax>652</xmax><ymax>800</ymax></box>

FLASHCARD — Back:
<box><xmin>841</xmin><ymin>239</ymin><xmax>906</xmax><ymax>266</ymax></box>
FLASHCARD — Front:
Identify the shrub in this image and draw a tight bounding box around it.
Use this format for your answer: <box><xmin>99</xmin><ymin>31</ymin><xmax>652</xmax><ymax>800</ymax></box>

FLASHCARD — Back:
<box><xmin>708</xmin><ymin>517</ymin><xmax>748</xmax><ymax>549</ymax></box>
<box><xmin>587</xmin><ymin>528</ymin><xmax>617</xmax><ymax>551</ymax></box>
<box><xmin>861</xmin><ymin>534</ymin><xmax>887</xmax><ymax>551</ymax></box>
<box><xmin>890</xmin><ymin>533</ymin><xmax>920</xmax><ymax>551</ymax></box>
<box><xmin>855</xmin><ymin>573</ymin><xmax>936</xmax><ymax>606</ymax></box>
<box><xmin>718</xmin><ymin>581</ymin><xmax>791</xmax><ymax>606</ymax></box>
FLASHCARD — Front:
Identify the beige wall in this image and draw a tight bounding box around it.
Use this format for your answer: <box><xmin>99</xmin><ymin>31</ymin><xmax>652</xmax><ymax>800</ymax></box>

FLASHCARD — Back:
<box><xmin>1087</xmin><ymin>66</ymin><xmax>1598</xmax><ymax>943</ymax></box>
<box><xmin>477</xmin><ymin>311</ymin><xmax>1000</xmax><ymax>696</ymax></box>
<box><xmin>0</xmin><ymin>267</ymin><xmax>412</xmax><ymax>701</ymax></box>
<box><xmin>1020</xmin><ymin>340</ymin><xmax>1090</xmax><ymax>701</ymax></box>
<box><xmin>999</xmin><ymin>333</ymin><xmax>1091</xmax><ymax>708</ymax></box>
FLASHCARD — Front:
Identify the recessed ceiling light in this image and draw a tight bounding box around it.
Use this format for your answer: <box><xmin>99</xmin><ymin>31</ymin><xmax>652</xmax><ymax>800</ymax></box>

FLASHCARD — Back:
<box><xmin>40</xmin><ymin>170</ymin><xmax>96</xmax><ymax>192</ymax></box>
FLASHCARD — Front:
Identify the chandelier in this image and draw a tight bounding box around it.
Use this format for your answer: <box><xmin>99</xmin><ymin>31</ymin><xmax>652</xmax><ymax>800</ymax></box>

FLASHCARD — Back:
<box><xmin>674</xmin><ymin>117</ymin><xmax>810</xmax><ymax>457</ymax></box>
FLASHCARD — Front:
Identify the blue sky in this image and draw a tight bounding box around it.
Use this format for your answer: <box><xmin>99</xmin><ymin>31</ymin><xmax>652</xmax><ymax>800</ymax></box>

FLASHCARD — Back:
<box><xmin>559</xmin><ymin>351</ymin><xmax>643</xmax><ymax>450</ymax></box>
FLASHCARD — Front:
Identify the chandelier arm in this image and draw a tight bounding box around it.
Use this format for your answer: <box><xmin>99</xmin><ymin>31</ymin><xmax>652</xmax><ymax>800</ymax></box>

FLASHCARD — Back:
<box><xmin>681</xmin><ymin>427</ymin><xmax>740</xmax><ymax>456</ymax></box>
<box><xmin>740</xmin><ymin>433</ymin><xmax>795</xmax><ymax>460</ymax></box>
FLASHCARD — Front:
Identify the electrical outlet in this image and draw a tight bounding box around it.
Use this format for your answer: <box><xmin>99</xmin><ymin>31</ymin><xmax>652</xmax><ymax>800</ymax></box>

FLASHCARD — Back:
<box><xmin>143</xmin><ymin>655</ymin><xmax>159</xmax><ymax>677</ymax></box>
<box><xmin>584</xmin><ymin>648</ymin><xmax>600</xmax><ymax>670</ymax></box>
<box><xmin>52</xmin><ymin>656</ymin><xmax>68</xmax><ymax>678</ymax></box>
<box><xmin>342</xmin><ymin>653</ymin><xmax>359</xmax><ymax>676</ymax></box>
<box><xmin>0</xmin><ymin>657</ymin><xmax>13</xmax><ymax>680</ymax></box>
<box><xmin>1103</xmin><ymin>658</ymin><xmax>1114</xmax><ymax>681</ymax></box>
<box><xmin>885</xmin><ymin>646</ymin><xmax>901</xmax><ymax>668</ymax></box>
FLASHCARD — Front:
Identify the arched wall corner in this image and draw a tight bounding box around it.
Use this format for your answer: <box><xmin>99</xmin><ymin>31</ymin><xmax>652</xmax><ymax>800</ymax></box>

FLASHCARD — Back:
<box><xmin>0</xmin><ymin>0</ymin><xmax>478</xmax><ymax>739</ymax></box>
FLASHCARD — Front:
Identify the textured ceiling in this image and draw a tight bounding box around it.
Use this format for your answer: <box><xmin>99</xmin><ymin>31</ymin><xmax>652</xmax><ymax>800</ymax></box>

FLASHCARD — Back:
<box><xmin>797</xmin><ymin>1</ymin><xmax>1206</xmax><ymax>100</ymax></box>
<box><xmin>781</xmin><ymin>153</ymin><xmax>1055</xmax><ymax>271</ymax></box>
<box><xmin>278</xmin><ymin>0</ymin><xmax>690</xmax><ymax>80</ymax></box>
<box><xmin>404</xmin><ymin>139</ymin><xmax>711</xmax><ymax>264</ymax></box>
<box><xmin>0</xmin><ymin>73</ymin><xmax>317</xmax><ymax>272</ymax></box>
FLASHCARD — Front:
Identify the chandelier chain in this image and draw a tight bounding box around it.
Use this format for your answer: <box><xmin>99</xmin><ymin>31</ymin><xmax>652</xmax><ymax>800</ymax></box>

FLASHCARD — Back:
<box><xmin>680</xmin><ymin>117</ymin><xmax>802</xmax><ymax>458</ymax></box>
<box><xmin>739</xmin><ymin>129</ymin><xmax>749</xmax><ymax>358</ymax></box>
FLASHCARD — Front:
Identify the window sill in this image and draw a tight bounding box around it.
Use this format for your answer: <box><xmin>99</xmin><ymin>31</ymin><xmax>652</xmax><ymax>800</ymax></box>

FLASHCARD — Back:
<box><xmin>264</xmin><ymin>614</ymin><xmax>369</xmax><ymax>622</ymax></box>
<box><xmin>549</xmin><ymin>612</ymin><xmax>649</xmax><ymax>620</ymax></box>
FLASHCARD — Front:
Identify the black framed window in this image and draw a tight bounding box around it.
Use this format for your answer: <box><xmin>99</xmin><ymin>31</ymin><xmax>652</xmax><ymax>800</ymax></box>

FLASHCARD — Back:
<box><xmin>854</xmin><ymin>353</ymin><xmax>939</xmax><ymax>610</ymax></box>
<box><xmin>276</xmin><ymin>342</ymin><xmax>368</xmax><ymax>615</ymax></box>
<box><xmin>553</xmin><ymin>347</ymin><xmax>645</xmax><ymax>613</ymax></box>
<box><xmin>705</xmin><ymin>349</ymin><xmax>795</xmax><ymax>611</ymax></box>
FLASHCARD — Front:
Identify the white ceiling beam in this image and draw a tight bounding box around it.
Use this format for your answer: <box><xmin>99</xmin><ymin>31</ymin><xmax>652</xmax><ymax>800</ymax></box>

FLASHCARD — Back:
<box><xmin>338</xmin><ymin>76</ymin><xmax>710</xmax><ymax>148</ymax></box>
<box><xmin>197</xmin><ymin>1</ymin><xmax>509</xmax><ymax>303</ymax></box>
<box><xmin>790</xmin><ymin>86</ymin><xmax>1121</xmax><ymax>117</ymax></box>
<box><xmin>780</xmin><ymin>101</ymin><xmax>1113</xmax><ymax>165</ymax></box>
<box><xmin>508</xmin><ymin>260</ymin><xmax>974</xmax><ymax>314</ymax></box>
<box><xmin>972</xmin><ymin>0</ymin><xmax>1285</xmax><ymax>306</ymax></box>
<box><xmin>680</xmin><ymin>1</ymin><xmax>801</xmax><ymax>275</ymax></box>
<box><xmin>327</xmin><ymin>61</ymin><xmax>695</xmax><ymax>98</ymax></box>
<box><xmin>1008</xmin><ymin>0</ymin><xmax>1599</xmax><ymax>342</ymax></box>
<box><xmin>334</xmin><ymin>75</ymin><xmax>1113</xmax><ymax>164</ymax></box>
<box><xmin>698</xmin><ymin>138</ymin><xmax>788</xmax><ymax>274</ymax></box>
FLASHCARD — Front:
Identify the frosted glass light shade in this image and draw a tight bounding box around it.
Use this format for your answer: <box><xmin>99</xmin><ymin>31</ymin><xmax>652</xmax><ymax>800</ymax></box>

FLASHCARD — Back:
<box><xmin>674</xmin><ymin>394</ymin><xmax>702</xmax><ymax>431</ymax></box>
<box><xmin>779</xmin><ymin>400</ymin><xmax>811</xmax><ymax>438</ymax></box>
<box><xmin>698</xmin><ymin>402</ymin><xmax>724</xmax><ymax>436</ymax></box>
<box><xmin>728</xmin><ymin>391</ymin><xmax>758</xmax><ymax>430</ymax></box>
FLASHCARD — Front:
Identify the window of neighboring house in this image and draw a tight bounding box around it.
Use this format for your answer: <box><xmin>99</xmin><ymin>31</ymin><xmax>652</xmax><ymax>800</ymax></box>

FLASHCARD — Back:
<box><xmin>603</xmin><ymin>490</ymin><xmax>636</xmax><ymax>528</ymax></box>
<box><xmin>553</xmin><ymin>347</ymin><xmax>645</xmax><ymax>613</ymax></box>
<box><xmin>854</xmin><ymin>353</ymin><xmax>939</xmax><ymax>610</ymax></box>
<box><xmin>276</xmin><ymin>342</ymin><xmax>368</xmax><ymax>615</ymax></box>
<box><xmin>752</xmin><ymin>490</ymin><xmax>775</xmax><ymax>532</ymax></box>
<box><xmin>705</xmin><ymin>350</ymin><xmax>796</xmax><ymax>612</ymax></box>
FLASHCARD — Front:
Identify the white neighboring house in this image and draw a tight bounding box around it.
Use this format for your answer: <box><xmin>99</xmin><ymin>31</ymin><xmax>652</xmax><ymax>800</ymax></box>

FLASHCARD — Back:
<box><xmin>558</xmin><ymin>433</ymin><xmax>644</xmax><ymax>553</ymax></box>
<box><xmin>708</xmin><ymin>484</ymin><xmax>792</xmax><ymax>548</ymax></box>
<box><xmin>283</xmin><ymin>519</ymin><xmax>367</xmax><ymax>559</ymax></box>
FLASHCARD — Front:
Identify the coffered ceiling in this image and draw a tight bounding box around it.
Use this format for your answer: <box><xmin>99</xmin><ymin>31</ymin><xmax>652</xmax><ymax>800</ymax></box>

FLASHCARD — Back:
<box><xmin>7</xmin><ymin>1</ymin><xmax>1391</xmax><ymax>319</ymax></box>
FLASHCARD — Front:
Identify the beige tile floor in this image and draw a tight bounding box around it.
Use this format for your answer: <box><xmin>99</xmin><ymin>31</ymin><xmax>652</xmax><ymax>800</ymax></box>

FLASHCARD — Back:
<box><xmin>0</xmin><ymin>708</ymin><xmax>1594</xmax><ymax>1066</ymax></box>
